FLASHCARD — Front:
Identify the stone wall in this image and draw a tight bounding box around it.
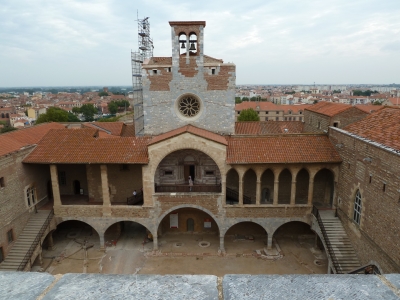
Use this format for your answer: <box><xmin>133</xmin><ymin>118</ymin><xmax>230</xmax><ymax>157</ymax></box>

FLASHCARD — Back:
<box><xmin>330</xmin><ymin>128</ymin><xmax>400</xmax><ymax>273</ymax></box>
<box><xmin>0</xmin><ymin>147</ymin><xmax>51</xmax><ymax>258</ymax></box>
<box><xmin>57</xmin><ymin>164</ymin><xmax>88</xmax><ymax>196</ymax></box>
<box><xmin>107</xmin><ymin>164</ymin><xmax>143</xmax><ymax>203</ymax></box>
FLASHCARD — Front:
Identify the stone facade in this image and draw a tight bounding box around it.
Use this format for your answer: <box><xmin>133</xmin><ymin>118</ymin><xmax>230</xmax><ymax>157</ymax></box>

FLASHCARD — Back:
<box><xmin>329</xmin><ymin>127</ymin><xmax>400</xmax><ymax>273</ymax></box>
<box><xmin>0</xmin><ymin>146</ymin><xmax>51</xmax><ymax>259</ymax></box>
<box><xmin>140</xmin><ymin>21</ymin><xmax>236</xmax><ymax>136</ymax></box>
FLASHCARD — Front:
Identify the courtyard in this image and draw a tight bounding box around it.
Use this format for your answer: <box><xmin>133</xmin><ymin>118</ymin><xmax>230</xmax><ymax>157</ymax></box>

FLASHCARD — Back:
<box><xmin>34</xmin><ymin>221</ymin><xmax>327</xmax><ymax>276</ymax></box>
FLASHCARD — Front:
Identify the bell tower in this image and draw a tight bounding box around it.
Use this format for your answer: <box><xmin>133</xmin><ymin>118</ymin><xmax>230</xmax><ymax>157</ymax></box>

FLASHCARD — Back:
<box><xmin>140</xmin><ymin>21</ymin><xmax>236</xmax><ymax>136</ymax></box>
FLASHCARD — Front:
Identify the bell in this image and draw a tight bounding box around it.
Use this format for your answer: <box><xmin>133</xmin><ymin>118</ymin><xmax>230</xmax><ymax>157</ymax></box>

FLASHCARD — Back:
<box><xmin>189</xmin><ymin>43</ymin><xmax>196</xmax><ymax>51</ymax></box>
<box><xmin>181</xmin><ymin>42</ymin><xmax>186</xmax><ymax>49</ymax></box>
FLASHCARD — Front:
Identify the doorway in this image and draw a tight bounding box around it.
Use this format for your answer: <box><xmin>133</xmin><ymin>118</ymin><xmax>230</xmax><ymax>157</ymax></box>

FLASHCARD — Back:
<box><xmin>187</xmin><ymin>218</ymin><xmax>194</xmax><ymax>232</ymax></box>
<box><xmin>184</xmin><ymin>165</ymin><xmax>195</xmax><ymax>182</ymax></box>
<box><xmin>73</xmin><ymin>180</ymin><xmax>81</xmax><ymax>195</ymax></box>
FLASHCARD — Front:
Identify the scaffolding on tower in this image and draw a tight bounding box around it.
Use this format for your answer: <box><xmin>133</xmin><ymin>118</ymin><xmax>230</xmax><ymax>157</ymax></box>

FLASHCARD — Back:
<box><xmin>131</xmin><ymin>14</ymin><xmax>154</xmax><ymax>136</ymax></box>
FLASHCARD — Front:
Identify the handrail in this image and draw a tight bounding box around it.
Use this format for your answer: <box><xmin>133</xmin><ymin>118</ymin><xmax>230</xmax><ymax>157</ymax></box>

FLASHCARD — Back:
<box><xmin>126</xmin><ymin>191</ymin><xmax>143</xmax><ymax>205</ymax></box>
<box><xmin>312</xmin><ymin>205</ymin><xmax>340</xmax><ymax>274</ymax></box>
<box><xmin>17</xmin><ymin>209</ymin><xmax>54</xmax><ymax>271</ymax></box>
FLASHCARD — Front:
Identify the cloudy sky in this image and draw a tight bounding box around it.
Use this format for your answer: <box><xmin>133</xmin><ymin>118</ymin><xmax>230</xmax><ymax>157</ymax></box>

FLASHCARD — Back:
<box><xmin>1</xmin><ymin>0</ymin><xmax>399</xmax><ymax>87</ymax></box>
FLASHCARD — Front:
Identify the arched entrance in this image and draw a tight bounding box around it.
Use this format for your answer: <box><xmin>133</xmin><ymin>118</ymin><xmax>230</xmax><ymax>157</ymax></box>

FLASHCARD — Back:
<box><xmin>312</xmin><ymin>169</ymin><xmax>334</xmax><ymax>208</ymax></box>
<box><xmin>39</xmin><ymin>220</ymin><xmax>100</xmax><ymax>273</ymax></box>
<box><xmin>154</xmin><ymin>149</ymin><xmax>221</xmax><ymax>193</ymax></box>
<box><xmin>261</xmin><ymin>169</ymin><xmax>274</xmax><ymax>204</ymax></box>
<box><xmin>224</xmin><ymin>222</ymin><xmax>267</xmax><ymax>254</ymax></box>
<box><xmin>157</xmin><ymin>207</ymin><xmax>220</xmax><ymax>253</ymax></box>
<box><xmin>295</xmin><ymin>169</ymin><xmax>309</xmax><ymax>204</ymax></box>
<box><xmin>273</xmin><ymin>221</ymin><xmax>327</xmax><ymax>271</ymax></box>
<box><xmin>243</xmin><ymin>169</ymin><xmax>256</xmax><ymax>204</ymax></box>
<box><xmin>278</xmin><ymin>169</ymin><xmax>292</xmax><ymax>204</ymax></box>
<box><xmin>226</xmin><ymin>168</ymin><xmax>239</xmax><ymax>205</ymax></box>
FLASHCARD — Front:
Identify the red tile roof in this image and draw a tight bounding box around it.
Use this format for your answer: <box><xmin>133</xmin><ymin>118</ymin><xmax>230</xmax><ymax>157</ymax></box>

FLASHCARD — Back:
<box><xmin>235</xmin><ymin>121</ymin><xmax>304</xmax><ymax>135</ymax></box>
<box><xmin>226</xmin><ymin>135</ymin><xmax>341</xmax><ymax>164</ymax></box>
<box><xmin>0</xmin><ymin>123</ymin><xmax>66</xmax><ymax>157</ymax></box>
<box><xmin>305</xmin><ymin>102</ymin><xmax>352</xmax><ymax>117</ymax></box>
<box><xmin>343</xmin><ymin>107</ymin><xmax>400</xmax><ymax>151</ymax></box>
<box><xmin>83</xmin><ymin>122</ymin><xmax>124</xmax><ymax>136</ymax></box>
<box><xmin>148</xmin><ymin>125</ymin><xmax>228</xmax><ymax>146</ymax></box>
<box><xmin>354</xmin><ymin>105</ymin><xmax>384</xmax><ymax>114</ymax></box>
<box><xmin>235</xmin><ymin>102</ymin><xmax>279</xmax><ymax>111</ymax></box>
<box><xmin>23</xmin><ymin>128</ymin><xmax>150</xmax><ymax>164</ymax></box>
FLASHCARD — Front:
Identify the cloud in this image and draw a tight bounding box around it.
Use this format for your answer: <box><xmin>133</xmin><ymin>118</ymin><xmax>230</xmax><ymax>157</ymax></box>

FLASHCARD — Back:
<box><xmin>0</xmin><ymin>0</ymin><xmax>399</xmax><ymax>86</ymax></box>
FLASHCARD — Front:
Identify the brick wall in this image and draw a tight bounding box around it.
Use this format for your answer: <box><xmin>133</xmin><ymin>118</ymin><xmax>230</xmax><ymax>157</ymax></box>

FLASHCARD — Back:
<box><xmin>304</xmin><ymin>111</ymin><xmax>330</xmax><ymax>133</ymax></box>
<box><xmin>225</xmin><ymin>207</ymin><xmax>311</xmax><ymax>218</ymax></box>
<box><xmin>330</xmin><ymin>128</ymin><xmax>400</xmax><ymax>273</ymax></box>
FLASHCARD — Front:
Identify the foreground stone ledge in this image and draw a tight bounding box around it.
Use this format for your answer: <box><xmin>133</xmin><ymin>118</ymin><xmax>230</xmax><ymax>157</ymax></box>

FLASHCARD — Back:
<box><xmin>386</xmin><ymin>274</ymin><xmax>400</xmax><ymax>290</ymax></box>
<box><xmin>223</xmin><ymin>274</ymin><xmax>400</xmax><ymax>300</ymax></box>
<box><xmin>43</xmin><ymin>274</ymin><xmax>218</xmax><ymax>300</ymax></box>
<box><xmin>0</xmin><ymin>272</ymin><xmax>55</xmax><ymax>300</ymax></box>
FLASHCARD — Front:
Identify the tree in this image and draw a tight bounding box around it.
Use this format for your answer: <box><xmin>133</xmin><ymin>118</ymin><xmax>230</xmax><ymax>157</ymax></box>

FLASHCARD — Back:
<box><xmin>36</xmin><ymin>107</ymin><xmax>69</xmax><ymax>124</ymax></box>
<box><xmin>98</xmin><ymin>91</ymin><xmax>109</xmax><ymax>97</ymax></box>
<box><xmin>108</xmin><ymin>101</ymin><xmax>118</xmax><ymax>114</ymax></box>
<box><xmin>235</xmin><ymin>97</ymin><xmax>242</xmax><ymax>104</ymax></box>
<box><xmin>242</xmin><ymin>97</ymin><xmax>249</xmax><ymax>102</ymax></box>
<box><xmin>237</xmin><ymin>108</ymin><xmax>260</xmax><ymax>121</ymax></box>
<box><xmin>80</xmin><ymin>104</ymin><xmax>97</xmax><ymax>122</ymax></box>
<box><xmin>72</xmin><ymin>107</ymin><xmax>80</xmax><ymax>115</ymax></box>
<box><xmin>1</xmin><ymin>126</ymin><xmax>17</xmax><ymax>134</ymax></box>
<box><xmin>68</xmin><ymin>112</ymin><xmax>80</xmax><ymax>122</ymax></box>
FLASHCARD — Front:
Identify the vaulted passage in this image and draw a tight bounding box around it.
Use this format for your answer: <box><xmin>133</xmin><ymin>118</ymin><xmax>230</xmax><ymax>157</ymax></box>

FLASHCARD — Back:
<box><xmin>278</xmin><ymin>169</ymin><xmax>292</xmax><ymax>204</ymax></box>
<box><xmin>224</xmin><ymin>222</ymin><xmax>267</xmax><ymax>254</ymax></box>
<box><xmin>155</xmin><ymin>149</ymin><xmax>221</xmax><ymax>193</ymax></box>
<box><xmin>312</xmin><ymin>169</ymin><xmax>334</xmax><ymax>208</ymax></box>
<box><xmin>295</xmin><ymin>169</ymin><xmax>309</xmax><ymax>204</ymax></box>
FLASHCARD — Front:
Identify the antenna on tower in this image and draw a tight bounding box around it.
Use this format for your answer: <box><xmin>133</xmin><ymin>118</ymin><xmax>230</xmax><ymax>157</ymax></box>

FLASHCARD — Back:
<box><xmin>131</xmin><ymin>12</ymin><xmax>154</xmax><ymax>136</ymax></box>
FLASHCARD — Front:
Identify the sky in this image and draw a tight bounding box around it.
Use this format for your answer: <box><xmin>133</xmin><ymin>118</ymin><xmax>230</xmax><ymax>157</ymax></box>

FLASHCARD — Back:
<box><xmin>1</xmin><ymin>0</ymin><xmax>399</xmax><ymax>87</ymax></box>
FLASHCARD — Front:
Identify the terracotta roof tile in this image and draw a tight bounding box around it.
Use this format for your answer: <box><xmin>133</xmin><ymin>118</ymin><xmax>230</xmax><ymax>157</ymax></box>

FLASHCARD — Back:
<box><xmin>148</xmin><ymin>125</ymin><xmax>227</xmax><ymax>146</ymax></box>
<box><xmin>0</xmin><ymin>123</ymin><xmax>66</xmax><ymax>157</ymax></box>
<box><xmin>235</xmin><ymin>121</ymin><xmax>304</xmax><ymax>135</ymax></box>
<box><xmin>121</xmin><ymin>124</ymin><xmax>135</xmax><ymax>137</ymax></box>
<box><xmin>226</xmin><ymin>135</ymin><xmax>341</xmax><ymax>164</ymax></box>
<box><xmin>343</xmin><ymin>107</ymin><xmax>400</xmax><ymax>151</ymax></box>
<box><xmin>354</xmin><ymin>105</ymin><xmax>385</xmax><ymax>114</ymax></box>
<box><xmin>305</xmin><ymin>102</ymin><xmax>352</xmax><ymax>117</ymax></box>
<box><xmin>23</xmin><ymin>128</ymin><xmax>150</xmax><ymax>164</ymax></box>
<box><xmin>235</xmin><ymin>102</ymin><xmax>279</xmax><ymax>111</ymax></box>
<box><xmin>83</xmin><ymin>122</ymin><xmax>124</xmax><ymax>136</ymax></box>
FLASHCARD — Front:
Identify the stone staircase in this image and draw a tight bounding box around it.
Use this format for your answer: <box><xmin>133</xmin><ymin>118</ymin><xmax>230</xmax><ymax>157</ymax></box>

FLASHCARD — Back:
<box><xmin>315</xmin><ymin>209</ymin><xmax>361</xmax><ymax>274</ymax></box>
<box><xmin>0</xmin><ymin>210</ymin><xmax>52</xmax><ymax>271</ymax></box>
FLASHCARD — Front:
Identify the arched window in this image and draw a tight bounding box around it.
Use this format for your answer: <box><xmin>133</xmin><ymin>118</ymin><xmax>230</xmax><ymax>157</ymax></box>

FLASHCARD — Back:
<box><xmin>353</xmin><ymin>190</ymin><xmax>362</xmax><ymax>225</ymax></box>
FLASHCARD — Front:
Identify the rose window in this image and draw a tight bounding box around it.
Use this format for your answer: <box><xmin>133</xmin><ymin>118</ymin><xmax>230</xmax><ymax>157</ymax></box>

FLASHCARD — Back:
<box><xmin>178</xmin><ymin>96</ymin><xmax>201</xmax><ymax>117</ymax></box>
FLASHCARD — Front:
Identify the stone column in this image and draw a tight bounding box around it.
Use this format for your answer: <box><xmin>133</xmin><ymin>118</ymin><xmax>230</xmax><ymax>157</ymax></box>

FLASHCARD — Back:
<box><xmin>308</xmin><ymin>175</ymin><xmax>315</xmax><ymax>206</ymax></box>
<box><xmin>99</xmin><ymin>232</ymin><xmax>105</xmax><ymax>251</ymax></box>
<box><xmin>238</xmin><ymin>179</ymin><xmax>244</xmax><ymax>206</ymax></box>
<box><xmin>327</xmin><ymin>261</ymin><xmax>332</xmax><ymax>274</ymax></box>
<box><xmin>47</xmin><ymin>232</ymin><xmax>55</xmax><ymax>250</ymax></box>
<box><xmin>290</xmin><ymin>180</ymin><xmax>296</xmax><ymax>205</ymax></box>
<box><xmin>273</xmin><ymin>180</ymin><xmax>279</xmax><ymax>205</ymax></box>
<box><xmin>101</xmin><ymin>165</ymin><xmax>111</xmax><ymax>216</ymax></box>
<box><xmin>256</xmin><ymin>180</ymin><xmax>261</xmax><ymax>205</ymax></box>
<box><xmin>50</xmin><ymin>164</ymin><xmax>61</xmax><ymax>206</ymax></box>
<box><xmin>219</xmin><ymin>236</ymin><xmax>225</xmax><ymax>254</ymax></box>
<box><xmin>267</xmin><ymin>236</ymin><xmax>273</xmax><ymax>250</ymax></box>
<box><xmin>153</xmin><ymin>235</ymin><xmax>158</xmax><ymax>251</ymax></box>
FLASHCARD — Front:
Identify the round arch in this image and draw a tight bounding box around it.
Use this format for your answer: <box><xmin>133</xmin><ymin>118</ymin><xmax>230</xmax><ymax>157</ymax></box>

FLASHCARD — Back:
<box><xmin>157</xmin><ymin>204</ymin><xmax>222</xmax><ymax>234</ymax></box>
<box><xmin>150</xmin><ymin>143</ymin><xmax>226</xmax><ymax>181</ymax></box>
<box><xmin>312</xmin><ymin>168</ymin><xmax>335</xmax><ymax>207</ymax></box>
<box><xmin>56</xmin><ymin>218</ymin><xmax>101</xmax><ymax>237</ymax></box>
<box><xmin>223</xmin><ymin>220</ymin><xmax>268</xmax><ymax>238</ymax></box>
<box><xmin>104</xmin><ymin>219</ymin><xmax>154</xmax><ymax>237</ymax></box>
<box><xmin>270</xmin><ymin>219</ymin><xmax>311</xmax><ymax>239</ymax></box>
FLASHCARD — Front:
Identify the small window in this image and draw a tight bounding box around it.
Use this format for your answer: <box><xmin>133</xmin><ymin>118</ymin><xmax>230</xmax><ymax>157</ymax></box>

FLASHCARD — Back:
<box><xmin>318</xmin><ymin>121</ymin><xmax>321</xmax><ymax>129</ymax></box>
<box><xmin>164</xmin><ymin>170</ymin><xmax>173</xmax><ymax>176</ymax></box>
<box><xmin>347</xmin><ymin>163</ymin><xmax>351</xmax><ymax>169</ymax></box>
<box><xmin>299</xmin><ymin>111</ymin><xmax>302</xmax><ymax>114</ymax></box>
<box><xmin>0</xmin><ymin>177</ymin><xmax>4</xmax><ymax>188</ymax></box>
<box><xmin>289</xmin><ymin>110</ymin><xmax>292</xmax><ymax>114</ymax></box>
<box><xmin>353</xmin><ymin>190</ymin><xmax>362</xmax><ymax>225</ymax></box>
<box><xmin>0</xmin><ymin>247</ymin><xmax>3</xmax><ymax>263</ymax></box>
<box><xmin>237</xmin><ymin>111</ymin><xmax>240</xmax><ymax>115</ymax></box>
<box><xmin>152</xmin><ymin>69</ymin><xmax>157</xmax><ymax>74</ymax></box>
<box><xmin>205</xmin><ymin>171</ymin><xmax>215</xmax><ymax>176</ymax></box>
<box><xmin>211</xmin><ymin>68</ymin><xmax>216</xmax><ymax>75</ymax></box>
<box><xmin>276</xmin><ymin>111</ymin><xmax>279</xmax><ymax>114</ymax></box>
<box><xmin>333</xmin><ymin>122</ymin><xmax>339</xmax><ymax>128</ymax></box>
<box><xmin>383</xmin><ymin>183</ymin><xmax>386</xmax><ymax>192</ymax></box>
<box><xmin>59</xmin><ymin>171</ymin><xmax>66</xmax><ymax>185</ymax></box>
<box><xmin>369</xmin><ymin>175</ymin><xmax>372</xmax><ymax>184</ymax></box>
<box><xmin>7</xmin><ymin>229</ymin><xmax>13</xmax><ymax>244</ymax></box>
<box><xmin>120</xmin><ymin>164</ymin><xmax>129</xmax><ymax>171</ymax></box>
<box><xmin>275</xmin><ymin>117</ymin><xmax>279</xmax><ymax>121</ymax></box>
<box><xmin>168</xmin><ymin>67</ymin><xmax>171</xmax><ymax>72</ymax></box>
<box><xmin>265</xmin><ymin>111</ymin><xmax>268</xmax><ymax>114</ymax></box>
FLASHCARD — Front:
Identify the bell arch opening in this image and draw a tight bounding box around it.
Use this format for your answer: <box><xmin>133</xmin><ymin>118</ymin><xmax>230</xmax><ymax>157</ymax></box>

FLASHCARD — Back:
<box><xmin>154</xmin><ymin>149</ymin><xmax>221</xmax><ymax>193</ymax></box>
<box><xmin>224</xmin><ymin>222</ymin><xmax>267</xmax><ymax>253</ymax></box>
